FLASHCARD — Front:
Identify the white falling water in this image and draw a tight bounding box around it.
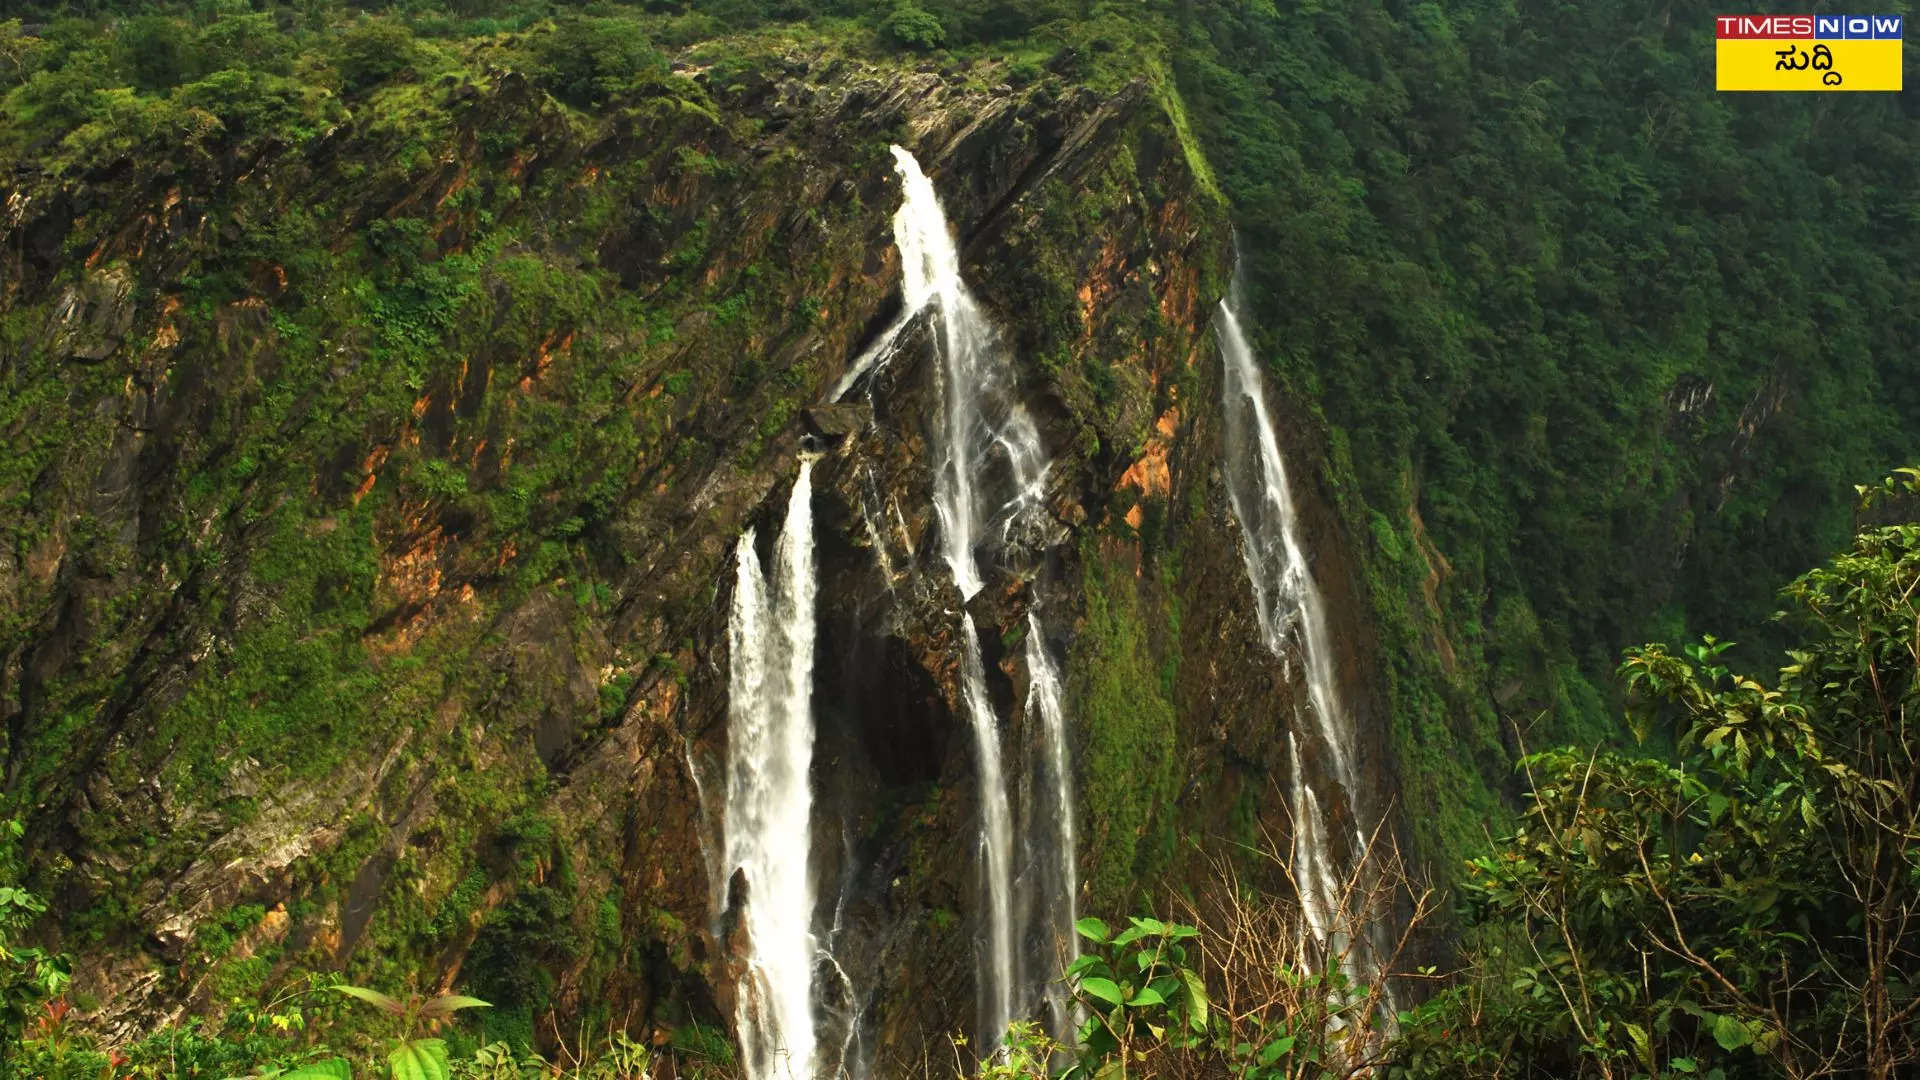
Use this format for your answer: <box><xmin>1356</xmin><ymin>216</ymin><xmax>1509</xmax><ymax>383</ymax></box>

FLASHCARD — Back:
<box><xmin>1024</xmin><ymin>612</ymin><xmax>1079</xmax><ymax>1040</ymax></box>
<box><xmin>846</xmin><ymin>145</ymin><xmax>1062</xmax><ymax>1050</ymax></box>
<box><xmin>1286</xmin><ymin>733</ymin><xmax>1342</xmax><ymax>956</ymax></box>
<box><xmin>841</xmin><ymin>146</ymin><xmax>1050</xmax><ymax>599</ymax></box>
<box><xmin>726</xmin><ymin>461</ymin><xmax>820</xmax><ymax>1080</ymax></box>
<box><xmin>1216</xmin><ymin>297</ymin><xmax>1357</xmax><ymax>796</ymax></box>
<box><xmin>828</xmin><ymin>144</ymin><xmax>945</xmax><ymax>402</ymax></box>
<box><xmin>961</xmin><ymin>614</ymin><xmax>1016</xmax><ymax>1045</ymax></box>
<box><xmin>1215</xmin><ymin>286</ymin><xmax>1394</xmax><ymax>1023</ymax></box>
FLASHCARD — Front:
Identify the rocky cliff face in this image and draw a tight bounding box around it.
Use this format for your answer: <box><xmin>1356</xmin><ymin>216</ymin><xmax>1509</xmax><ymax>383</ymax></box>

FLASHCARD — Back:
<box><xmin>0</xmin><ymin>39</ymin><xmax>1393</xmax><ymax>1064</ymax></box>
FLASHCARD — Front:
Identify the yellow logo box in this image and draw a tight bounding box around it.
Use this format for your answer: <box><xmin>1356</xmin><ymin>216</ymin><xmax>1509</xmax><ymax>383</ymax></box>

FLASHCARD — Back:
<box><xmin>1717</xmin><ymin>38</ymin><xmax>1903</xmax><ymax>91</ymax></box>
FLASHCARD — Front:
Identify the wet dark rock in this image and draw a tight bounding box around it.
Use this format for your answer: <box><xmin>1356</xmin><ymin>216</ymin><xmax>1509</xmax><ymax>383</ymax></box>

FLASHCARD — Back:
<box><xmin>46</xmin><ymin>267</ymin><xmax>136</xmax><ymax>362</ymax></box>
<box><xmin>804</xmin><ymin>404</ymin><xmax>870</xmax><ymax>440</ymax></box>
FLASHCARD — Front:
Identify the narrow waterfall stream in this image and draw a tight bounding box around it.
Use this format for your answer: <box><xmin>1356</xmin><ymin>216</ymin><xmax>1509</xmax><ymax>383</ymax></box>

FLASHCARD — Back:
<box><xmin>841</xmin><ymin>145</ymin><xmax>1070</xmax><ymax>1052</ymax></box>
<box><xmin>1216</xmin><ymin>296</ymin><xmax>1358</xmax><ymax>797</ymax></box>
<box><xmin>1024</xmin><ymin>612</ymin><xmax>1080</xmax><ymax>1040</ymax></box>
<box><xmin>726</xmin><ymin>460</ymin><xmax>821</xmax><ymax>1080</ymax></box>
<box><xmin>961</xmin><ymin>612</ymin><xmax>1016</xmax><ymax>1042</ymax></box>
<box><xmin>1215</xmin><ymin>284</ymin><xmax>1394</xmax><ymax>1018</ymax></box>
<box><xmin>827</xmin><ymin>145</ymin><xmax>952</xmax><ymax>403</ymax></box>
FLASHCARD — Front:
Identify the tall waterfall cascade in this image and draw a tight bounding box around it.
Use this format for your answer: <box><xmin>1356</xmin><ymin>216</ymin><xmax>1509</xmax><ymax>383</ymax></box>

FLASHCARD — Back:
<box><xmin>844</xmin><ymin>145</ymin><xmax>1072</xmax><ymax>1051</ymax></box>
<box><xmin>1214</xmin><ymin>286</ymin><xmax>1395</xmax><ymax>1019</ymax></box>
<box><xmin>726</xmin><ymin>460</ymin><xmax>822</xmax><ymax>1080</ymax></box>
<box><xmin>1216</xmin><ymin>298</ymin><xmax>1358</xmax><ymax>798</ymax></box>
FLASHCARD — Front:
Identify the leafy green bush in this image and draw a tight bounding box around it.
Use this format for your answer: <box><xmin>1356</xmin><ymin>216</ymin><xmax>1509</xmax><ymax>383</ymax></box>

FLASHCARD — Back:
<box><xmin>175</xmin><ymin>68</ymin><xmax>334</xmax><ymax>142</ymax></box>
<box><xmin>0</xmin><ymin>820</ymin><xmax>68</xmax><ymax>1067</ymax></box>
<box><xmin>121</xmin><ymin>13</ymin><xmax>196</xmax><ymax>91</ymax></box>
<box><xmin>53</xmin><ymin>87</ymin><xmax>222</xmax><ymax>173</ymax></box>
<box><xmin>522</xmin><ymin>14</ymin><xmax>665</xmax><ymax>108</ymax></box>
<box><xmin>7</xmin><ymin>31</ymin><xmax>114</xmax><ymax>135</ymax></box>
<box><xmin>0</xmin><ymin>20</ymin><xmax>45</xmax><ymax>88</ymax></box>
<box><xmin>301</xmin><ymin>984</ymin><xmax>491</xmax><ymax>1080</ymax></box>
<box><xmin>1392</xmin><ymin>470</ymin><xmax>1920</xmax><ymax>1078</ymax></box>
<box><xmin>334</xmin><ymin>18</ymin><xmax>423</xmax><ymax>93</ymax></box>
<box><xmin>196</xmin><ymin>13</ymin><xmax>297</xmax><ymax>77</ymax></box>
<box><xmin>1062</xmin><ymin>916</ymin><xmax>1209</xmax><ymax>1073</ymax></box>
<box><xmin>880</xmin><ymin>4</ymin><xmax>946</xmax><ymax>50</ymax></box>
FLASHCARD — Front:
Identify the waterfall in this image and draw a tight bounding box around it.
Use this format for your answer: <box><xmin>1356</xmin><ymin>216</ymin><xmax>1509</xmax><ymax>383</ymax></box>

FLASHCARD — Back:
<box><xmin>844</xmin><ymin>145</ymin><xmax>1065</xmax><ymax>1051</ymax></box>
<box><xmin>1215</xmin><ymin>284</ymin><xmax>1394</xmax><ymax>1021</ymax></box>
<box><xmin>829</xmin><ymin>144</ymin><xmax>946</xmax><ymax>401</ymax></box>
<box><xmin>840</xmin><ymin>146</ymin><xmax>1050</xmax><ymax>599</ymax></box>
<box><xmin>726</xmin><ymin>460</ymin><xmax>820</xmax><ymax>1080</ymax></box>
<box><xmin>1286</xmin><ymin>733</ymin><xmax>1341</xmax><ymax>954</ymax></box>
<box><xmin>961</xmin><ymin>614</ymin><xmax>1016</xmax><ymax>1044</ymax></box>
<box><xmin>1216</xmin><ymin>297</ymin><xmax>1357</xmax><ymax>796</ymax></box>
<box><xmin>1024</xmin><ymin>612</ymin><xmax>1079</xmax><ymax>1040</ymax></box>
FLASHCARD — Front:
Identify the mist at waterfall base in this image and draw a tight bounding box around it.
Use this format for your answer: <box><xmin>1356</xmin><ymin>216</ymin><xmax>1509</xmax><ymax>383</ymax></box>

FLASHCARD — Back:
<box><xmin>721</xmin><ymin>146</ymin><xmax>1082</xmax><ymax>1074</ymax></box>
<box><xmin>724</xmin><ymin>461</ymin><xmax>823</xmax><ymax>1080</ymax></box>
<box><xmin>1215</xmin><ymin>283</ymin><xmax>1398</xmax><ymax>1022</ymax></box>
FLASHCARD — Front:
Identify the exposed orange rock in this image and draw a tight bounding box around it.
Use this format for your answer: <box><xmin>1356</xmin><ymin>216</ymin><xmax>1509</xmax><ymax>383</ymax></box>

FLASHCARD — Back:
<box><xmin>1124</xmin><ymin>503</ymin><xmax>1143</xmax><ymax>530</ymax></box>
<box><xmin>1077</xmin><ymin>236</ymin><xmax>1128</xmax><ymax>343</ymax></box>
<box><xmin>148</xmin><ymin>296</ymin><xmax>183</xmax><ymax>352</ymax></box>
<box><xmin>1158</xmin><ymin>264</ymin><xmax>1199</xmax><ymax>345</ymax></box>
<box><xmin>313</xmin><ymin>920</ymin><xmax>342</xmax><ymax>960</ymax></box>
<box><xmin>640</xmin><ymin>674</ymin><xmax>683</xmax><ymax>729</ymax></box>
<box><xmin>520</xmin><ymin>330</ymin><xmax>572</xmax><ymax>392</ymax></box>
<box><xmin>382</xmin><ymin>524</ymin><xmax>445</xmax><ymax>611</ymax></box>
<box><xmin>1117</xmin><ymin>442</ymin><xmax>1170</xmax><ymax>498</ymax></box>
<box><xmin>369</xmin><ymin>509</ymin><xmax>454</xmax><ymax>654</ymax></box>
<box><xmin>26</xmin><ymin>532</ymin><xmax>65</xmax><ymax>584</ymax></box>
<box><xmin>434</xmin><ymin>165</ymin><xmax>471</xmax><ymax>211</ymax></box>
<box><xmin>352</xmin><ymin>445</ymin><xmax>391</xmax><ymax>506</ymax></box>
<box><xmin>1115</xmin><ymin>405</ymin><xmax>1181</xmax><ymax>498</ymax></box>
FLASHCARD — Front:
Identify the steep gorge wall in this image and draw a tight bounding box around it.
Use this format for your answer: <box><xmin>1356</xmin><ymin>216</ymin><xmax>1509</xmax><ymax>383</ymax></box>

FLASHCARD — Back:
<box><xmin>0</xmin><ymin>39</ymin><xmax>1385</xmax><ymax>1062</ymax></box>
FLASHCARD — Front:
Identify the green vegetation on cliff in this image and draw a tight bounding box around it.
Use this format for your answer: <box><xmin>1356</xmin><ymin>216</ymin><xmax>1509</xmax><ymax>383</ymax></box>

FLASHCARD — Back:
<box><xmin>1072</xmin><ymin>544</ymin><xmax>1180</xmax><ymax>912</ymax></box>
<box><xmin>1172</xmin><ymin>0</ymin><xmax>1920</xmax><ymax>861</ymax></box>
<box><xmin>1</xmin><ymin>0</ymin><xmax>1239</xmax><ymax>1063</ymax></box>
<box><xmin>13</xmin><ymin>0</ymin><xmax>1914</xmax><ymax>879</ymax></box>
<box><xmin>2</xmin><ymin>0</ymin><xmax>1916</xmax><ymax>1071</ymax></box>
<box><xmin>1028</xmin><ymin>472</ymin><xmax>1920</xmax><ymax>1079</ymax></box>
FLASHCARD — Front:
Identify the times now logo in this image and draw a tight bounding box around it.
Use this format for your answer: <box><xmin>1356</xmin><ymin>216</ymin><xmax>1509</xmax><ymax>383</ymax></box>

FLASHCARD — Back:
<box><xmin>1715</xmin><ymin>13</ymin><xmax>1904</xmax><ymax>37</ymax></box>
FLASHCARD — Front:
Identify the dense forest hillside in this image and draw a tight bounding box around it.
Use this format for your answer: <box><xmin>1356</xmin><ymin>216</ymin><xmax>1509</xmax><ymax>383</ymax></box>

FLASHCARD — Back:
<box><xmin>0</xmin><ymin>0</ymin><xmax>1914</xmax><ymax>1076</ymax></box>
<box><xmin>1172</xmin><ymin>0</ymin><xmax>1920</xmax><ymax>857</ymax></box>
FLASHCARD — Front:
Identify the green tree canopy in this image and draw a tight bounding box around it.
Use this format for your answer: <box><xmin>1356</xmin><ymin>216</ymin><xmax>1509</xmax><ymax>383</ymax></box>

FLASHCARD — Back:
<box><xmin>1398</xmin><ymin>469</ymin><xmax>1920</xmax><ymax>1078</ymax></box>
